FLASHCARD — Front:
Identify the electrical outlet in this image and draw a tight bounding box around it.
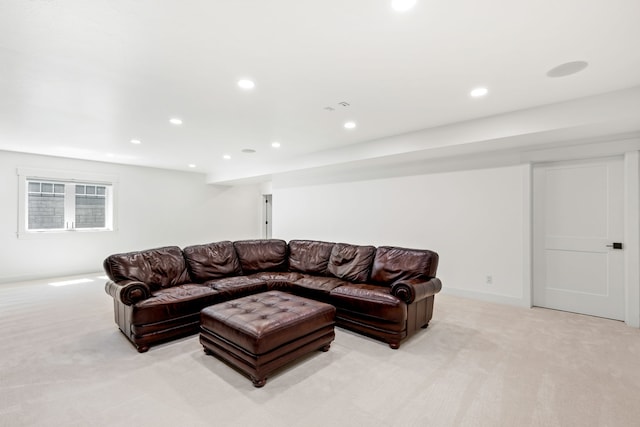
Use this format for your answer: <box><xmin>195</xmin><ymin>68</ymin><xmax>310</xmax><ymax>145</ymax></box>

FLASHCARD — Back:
<box><xmin>485</xmin><ymin>275</ymin><xmax>493</xmax><ymax>285</ymax></box>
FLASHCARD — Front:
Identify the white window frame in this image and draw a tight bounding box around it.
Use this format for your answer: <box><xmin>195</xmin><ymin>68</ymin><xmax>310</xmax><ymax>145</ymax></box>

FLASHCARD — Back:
<box><xmin>17</xmin><ymin>167</ymin><xmax>118</xmax><ymax>239</ymax></box>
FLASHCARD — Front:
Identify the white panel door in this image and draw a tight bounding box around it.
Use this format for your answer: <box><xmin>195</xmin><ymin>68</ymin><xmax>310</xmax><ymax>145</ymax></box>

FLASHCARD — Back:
<box><xmin>533</xmin><ymin>158</ymin><xmax>625</xmax><ymax>320</ymax></box>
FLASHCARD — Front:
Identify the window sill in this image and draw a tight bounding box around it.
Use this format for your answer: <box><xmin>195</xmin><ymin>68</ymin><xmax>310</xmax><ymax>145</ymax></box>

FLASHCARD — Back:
<box><xmin>17</xmin><ymin>228</ymin><xmax>117</xmax><ymax>240</ymax></box>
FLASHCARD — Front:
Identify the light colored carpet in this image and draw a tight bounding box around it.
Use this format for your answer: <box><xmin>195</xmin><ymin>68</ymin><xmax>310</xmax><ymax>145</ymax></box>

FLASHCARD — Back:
<box><xmin>1</xmin><ymin>273</ymin><xmax>639</xmax><ymax>427</ymax></box>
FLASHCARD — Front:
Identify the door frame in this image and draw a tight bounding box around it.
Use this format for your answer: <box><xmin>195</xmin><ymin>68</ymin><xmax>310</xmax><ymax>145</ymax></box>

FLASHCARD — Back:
<box><xmin>623</xmin><ymin>152</ymin><xmax>640</xmax><ymax>327</ymax></box>
<box><xmin>526</xmin><ymin>151</ymin><xmax>640</xmax><ymax>327</ymax></box>
<box><xmin>262</xmin><ymin>194</ymin><xmax>272</xmax><ymax>239</ymax></box>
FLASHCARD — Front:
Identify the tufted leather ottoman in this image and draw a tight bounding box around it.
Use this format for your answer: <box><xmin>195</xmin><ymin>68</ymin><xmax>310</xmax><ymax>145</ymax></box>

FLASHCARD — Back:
<box><xmin>200</xmin><ymin>290</ymin><xmax>335</xmax><ymax>387</ymax></box>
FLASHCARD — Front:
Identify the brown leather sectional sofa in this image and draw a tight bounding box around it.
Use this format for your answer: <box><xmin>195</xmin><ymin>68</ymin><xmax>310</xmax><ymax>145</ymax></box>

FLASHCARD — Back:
<box><xmin>104</xmin><ymin>239</ymin><xmax>442</xmax><ymax>353</ymax></box>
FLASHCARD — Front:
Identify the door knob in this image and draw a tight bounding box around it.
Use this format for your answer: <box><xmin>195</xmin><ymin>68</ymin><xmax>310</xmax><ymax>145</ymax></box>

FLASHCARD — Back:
<box><xmin>606</xmin><ymin>242</ymin><xmax>623</xmax><ymax>249</ymax></box>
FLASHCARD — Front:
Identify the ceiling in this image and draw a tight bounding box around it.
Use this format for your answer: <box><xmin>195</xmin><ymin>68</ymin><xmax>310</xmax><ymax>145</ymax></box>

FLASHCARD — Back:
<box><xmin>1</xmin><ymin>0</ymin><xmax>640</xmax><ymax>184</ymax></box>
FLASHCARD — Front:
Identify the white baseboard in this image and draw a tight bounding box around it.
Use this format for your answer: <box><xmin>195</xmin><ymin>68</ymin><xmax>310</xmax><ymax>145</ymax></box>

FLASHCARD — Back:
<box><xmin>440</xmin><ymin>287</ymin><xmax>530</xmax><ymax>308</ymax></box>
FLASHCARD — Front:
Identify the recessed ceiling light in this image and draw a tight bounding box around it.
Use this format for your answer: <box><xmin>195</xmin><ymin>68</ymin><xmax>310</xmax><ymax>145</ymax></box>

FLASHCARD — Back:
<box><xmin>188</xmin><ymin>164</ymin><xmax>196</xmax><ymax>168</ymax></box>
<box><xmin>223</xmin><ymin>154</ymin><xmax>231</xmax><ymax>160</ymax></box>
<box><xmin>344</xmin><ymin>121</ymin><xmax>357</xmax><ymax>129</ymax></box>
<box><xmin>169</xmin><ymin>118</ymin><xmax>183</xmax><ymax>125</ymax></box>
<box><xmin>237</xmin><ymin>79</ymin><xmax>255</xmax><ymax>90</ymax></box>
<box><xmin>470</xmin><ymin>87</ymin><xmax>488</xmax><ymax>98</ymax></box>
<box><xmin>546</xmin><ymin>61</ymin><xmax>589</xmax><ymax>78</ymax></box>
<box><xmin>271</xmin><ymin>142</ymin><xmax>281</xmax><ymax>148</ymax></box>
<box><xmin>391</xmin><ymin>0</ymin><xmax>417</xmax><ymax>12</ymax></box>
<box><xmin>130</xmin><ymin>139</ymin><xmax>141</xmax><ymax>145</ymax></box>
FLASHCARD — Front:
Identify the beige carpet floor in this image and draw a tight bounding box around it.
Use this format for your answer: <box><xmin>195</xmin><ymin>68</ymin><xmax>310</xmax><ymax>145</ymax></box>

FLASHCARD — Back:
<box><xmin>1</xmin><ymin>273</ymin><xmax>639</xmax><ymax>427</ymax></box>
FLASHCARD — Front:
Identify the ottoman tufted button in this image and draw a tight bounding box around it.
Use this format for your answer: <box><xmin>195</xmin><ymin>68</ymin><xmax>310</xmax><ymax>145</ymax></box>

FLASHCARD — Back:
<box><xmin>260</xmin><ymin>314</ymin><xmax>268</xmax><ymax>319</ymax></box>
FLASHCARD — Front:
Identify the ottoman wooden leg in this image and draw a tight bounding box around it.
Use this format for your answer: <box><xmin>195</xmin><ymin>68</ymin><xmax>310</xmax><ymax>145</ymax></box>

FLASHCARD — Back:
<box><xmin>321</xmin><ymin>344</ymin><xmax>331</xmax><ymax>352</ymax></box>
<box><xmin>251</xmin><ymin>377</ymin><xmax>267</xmax><ymax>388</ymax></box>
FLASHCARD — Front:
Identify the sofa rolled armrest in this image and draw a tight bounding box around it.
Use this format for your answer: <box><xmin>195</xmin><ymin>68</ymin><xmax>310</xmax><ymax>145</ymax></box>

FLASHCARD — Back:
<box><xmin>105</xmin><ymin>280</ymin><xmax>151</xmax><ymax>306</ymax></box>
<box><xmin>391</xmin><ymin>278</ymin><xmax>442</xmax><ymax>304</ymax></box>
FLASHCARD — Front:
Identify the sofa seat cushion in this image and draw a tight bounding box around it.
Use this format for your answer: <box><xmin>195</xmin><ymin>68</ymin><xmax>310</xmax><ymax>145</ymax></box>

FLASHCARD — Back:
<box><xmin>103</xmin><ymin>246</ymin><xmax>190</xmax><ymax>291</ymax></box>
<box><xmin>329</xmin><ymin>284</ymin><xmax>407</xmax><ymax>324</ymax></box>
<box><xmin>132</xmin><ymin>284</ymin><xmax>220</xmax><ymax>326</ymax></box>
<box><xmin>203</xmin><ymin>276</ymin><xmax>268</xmax><ymax>299</ymax></box>
<box><xmin>288</xmin><ymin>240</ymin><xmax>335</xmax><ymax>275</ymax></box>
<box><xmin>285</xmin><ymin>276</ymin><xmax>349</xmax><ymax>302</ymax></box>
<box><xmin>183</xmin><ymin>241</ymin><xmax>242</xmax><ymax>282</ymax></box>
<box><xmin>293</xmin><ymin>276</ymin><xmax>348</xmax><ymax>294</ymax></box>
<box><xmin>370</xmin><ymin>246</ymin><xmax>439</xmax><ymax>285</ymax></box>
<box><xmin>234</xmin><ymin>239</ymin><xmax>288</xmax><ymax>274</ymax></box>
<box><xmin>247</xmin><ymin>272</ymin><xmax>304</xmax><ymax>285</ymax></box>
<box><xmin>327</xmin><ymin>243</ymin><xmax>376</xmax><ymax>283</ymax></box>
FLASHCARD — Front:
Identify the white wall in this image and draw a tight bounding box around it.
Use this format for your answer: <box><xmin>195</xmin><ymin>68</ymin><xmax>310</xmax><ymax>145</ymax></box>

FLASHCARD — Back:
<box><xmin>0</xmin><ymin>151</ymin><xmax>262</xmax><ymax>283</ymax></box>
<box><xmin>273</xmin><ymin>164</ymin><xmax>529</xmax><ymax>306</ymax></box>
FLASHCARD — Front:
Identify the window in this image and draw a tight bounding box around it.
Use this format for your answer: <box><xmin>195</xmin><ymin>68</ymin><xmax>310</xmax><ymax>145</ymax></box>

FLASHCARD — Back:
<box><xmin>18</xmin><ymin>168</ymin><xmax>117</xmax><ymax>237</ymax></box>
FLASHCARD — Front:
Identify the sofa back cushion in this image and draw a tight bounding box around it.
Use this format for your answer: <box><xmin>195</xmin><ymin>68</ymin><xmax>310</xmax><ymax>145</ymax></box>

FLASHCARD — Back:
<box><xmin>103</xmin><ymin>246</ymin><xmax>190</xmax><ymax>291</ymax></box>
<box><xmin>183</xmin><ymin>241</ymin><xmax>242</xmax><ymax>282</ymax></box>
<box><xmin>233</xmin><ymin>239</ymin><xmax>288</xmax><ymax>274</ymax></box>
<box><xmin>370</xmin><ymin>246</ymin><xmax>439</xmax><ymax>285</ymax></box>
<box><xmin>288</xmin><ymin>240</ymin><xmax>335</xmax><ymax>275</ymax></box>
<box><xmin>327</xmin><ymin>243</ymin><xmax>376</xmax><ymax>283</ymax></box>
